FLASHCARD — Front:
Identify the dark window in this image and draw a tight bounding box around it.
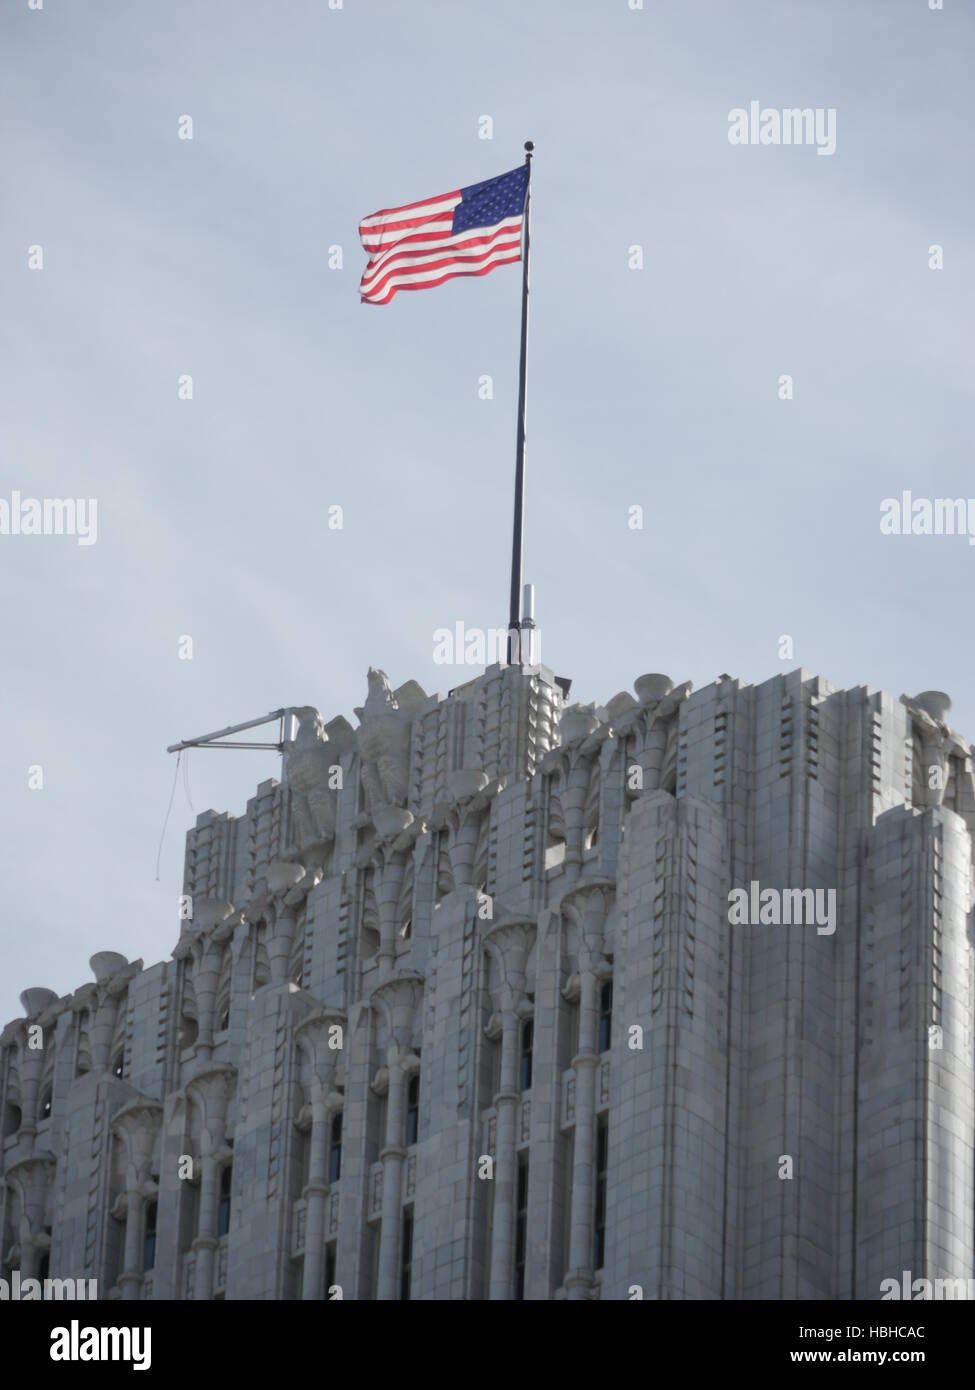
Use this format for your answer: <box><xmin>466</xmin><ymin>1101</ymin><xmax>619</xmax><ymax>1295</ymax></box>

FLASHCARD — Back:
<box><xmin>39</xmin><ymin>1252</ymin><xmax>50</xmax><ymax>1282</ymax></box>
<box><xmin>218</xmin><ymin>1008</ymin><xmax>230</xmax><ymax>1032</ymax></box>
<box><xmin>143</xmin><ymin>1201</ymin><xmax>157</xmax><ymax>1272</ymax></box>
<box><xmin>400</xmin><ymin>1207</ymin><xmax>413</xmax><ymax>1300</ymax></box>
<box><xmin>519</xmin><ymin>1020</ymin><xmax>533</xmax><ymax>1092</ymax></box>
<box><xmin>217</xmin><ymin>1164</ymin><xmax>232</xmax><ymax>1237</ymax></box>
<box><xmin>40</xmin><ymin>1087</ymin><xmax>52</xmax><ymax>1120</ymax></box>
<box><xmin>598</xmin><ymin>980</ymin><xmax>613</xmax><ymax>1054</ymax></box>
<box><xmin>325</xmin><ymin>1242</ymin><xmax>337</xmax><ymax>1298</ymax></box>
<box><xmin>328</xmin><ymin>1112</ymin><xmax>342</xmax><ymax>1184</ymax></box>
<box><xmin>515</xmin><ymin>1154</ymin><xmax>529</xmax><ymax>1299</ymax></box>
<box><xmin>594</xmin><ymin>1117</ymin><xmax>608</xmax><ymax>1270</ymax></box>
<box><xmin>406</xmin><ymin>1074</ymin><xmax>420</xmax><ymax>1146</ymax></box>
<box><xmin>111</xmin><ymin>1052</ymin><xmax>124</xmax><ymax>1079</ymax></box>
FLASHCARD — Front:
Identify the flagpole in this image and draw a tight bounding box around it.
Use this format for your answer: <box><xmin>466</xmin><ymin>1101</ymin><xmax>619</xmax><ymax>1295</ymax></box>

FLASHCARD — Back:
<box><xmin>507</xmin><ymin>139</ymin><xmax>533</xmax><ymax>665</ymax></box>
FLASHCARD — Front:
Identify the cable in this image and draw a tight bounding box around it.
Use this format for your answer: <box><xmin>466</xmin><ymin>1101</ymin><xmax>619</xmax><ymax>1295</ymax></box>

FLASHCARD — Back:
<box><xmin>155</xmin><ymin>751</ymin><xmax>181</xmax><ymax>881</ymax></box>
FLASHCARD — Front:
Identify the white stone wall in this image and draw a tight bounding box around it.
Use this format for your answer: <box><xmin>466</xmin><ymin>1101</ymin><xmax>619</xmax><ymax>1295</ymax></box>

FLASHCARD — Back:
<box><xmin>2</xmin><ymin>663</ymin><xmax>973</xmax><ymax>1299</ymax></box>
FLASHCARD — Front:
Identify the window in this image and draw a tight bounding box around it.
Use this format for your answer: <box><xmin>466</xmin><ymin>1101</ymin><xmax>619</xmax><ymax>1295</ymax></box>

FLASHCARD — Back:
<box><xmin>217</xmin><ymin>1164</ymin><xmax>232</xmax><ymax>1238</ymax></box>
<box><xmin>218</xmin><ymin>1008</ymin><xmax>230</xmax><ymax>1032</ymax></box>
<box><xmin>598</xmin><ymin>980</ymin><xmax>613</xmax><ymax>1054</ymax></box>
<box><xmin>594</xmin><ymin>1117</ymin><xmax>608</xmax><ymax>1270</ymax></box>
<box><xmin>39</xmin><ymin>1252</ymin><xmax>50</xmax><ymax>1282</ymax></box>
<box><xmin>514</xmin><ymin>1155</ymin><xmax>529</xmax><ymax>1299</ymax></box>
<box><xmin>400</xmin><ymin>1207</ymin><xmax>413</xmax><ymax>1300</ymax></box>
<box><xmin>399</xmin><ymin>915</ymin><xmax>412</xmax><ymax>941</ymax></box>
<box><xmin>519</xmin><ymin>1020</ymin><xmax>533</xmax><ymax>1092</ymax></box>
<box><xmin>325</xmin><ymin>1242</ymin><xmax>337</xmax><ymax>1298</ymax></box>
<box><xmin>328</xmin><ymin>1112</ymin><xmax>342</xmax><ymax>1184</ymax></box>
<box><xmin>144</xmin><ymin>1201</ymin><xmax>157</xmax><ymax>1272</ymax></box>
<box><xmin>111</xmin><ymin>1052</ymin><xmax>124</xmax><ymax>1080</ymax></box>
<box><xmin>406</xmin><ymin>1074</ymin><xmax>420</xmax><ymax>1146</ymax></box>
<box><xmin>40</xmin><ymin>1087</ymin><xmax>52</xmax><ymax>1120</ymax></box>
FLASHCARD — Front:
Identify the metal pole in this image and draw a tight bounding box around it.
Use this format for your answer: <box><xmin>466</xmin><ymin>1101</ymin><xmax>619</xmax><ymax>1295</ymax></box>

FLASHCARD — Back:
<box><xmin>507</xmin><ymin>140</ymin><xmax>533</xmax><ymax>665</ymax></box>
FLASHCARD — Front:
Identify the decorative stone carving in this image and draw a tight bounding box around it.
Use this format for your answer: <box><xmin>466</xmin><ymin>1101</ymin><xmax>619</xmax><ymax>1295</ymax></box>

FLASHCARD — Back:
<box><xmin>607</xmin><ymin>673</ymin><xmax>692</xmax><ymax>796</ymax></box>
<box><xmin>901</xmin><ymin>690</ymin><xmax>969</xmax><ymax>809</ymax></box>
<box><xmin>284</xmin><ymin>707</ymin><xmax>352</xmax><ymax>861</ymax></box>
<box><xmin>429</xmin><ymin>768</ymin><xmax>500</xmax><ymax>891</ymax></box>
<box><xmin>354</xmin><ymin>668</ymin><xmax>425</xmax><ymax>819</ymax></box>
<box><xmin>543</xmin><ymin>707</ymin><xmax>613</xmax><ymax>878</ymax></box>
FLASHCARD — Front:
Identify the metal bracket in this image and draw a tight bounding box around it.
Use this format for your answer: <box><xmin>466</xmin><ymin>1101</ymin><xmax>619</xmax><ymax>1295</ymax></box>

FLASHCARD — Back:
<box><xmin>166</xmin><ymin>709</ymin><xmax>294</xmax><ymax>754</ymax></box>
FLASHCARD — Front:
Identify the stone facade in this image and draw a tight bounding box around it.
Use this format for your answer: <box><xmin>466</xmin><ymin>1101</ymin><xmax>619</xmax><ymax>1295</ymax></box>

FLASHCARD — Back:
<box><xmin>2</xmin><ymin>663</ymin><xmax>973</xmax><ymax>1300</ymax></box>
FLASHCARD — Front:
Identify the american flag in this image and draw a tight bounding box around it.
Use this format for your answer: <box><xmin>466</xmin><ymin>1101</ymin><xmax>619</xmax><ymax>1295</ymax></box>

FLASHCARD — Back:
<box><xmin>358</xmin><ymin>164</ymin><xmax>529</xmax><ymax>306</ymax></box>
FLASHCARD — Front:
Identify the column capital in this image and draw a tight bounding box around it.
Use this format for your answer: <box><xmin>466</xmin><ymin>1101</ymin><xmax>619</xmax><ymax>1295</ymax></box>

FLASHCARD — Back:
<box><xmin>370</xmin><ymin>973</ymin><xmax>424</xmax><ymax>1053</ymax></box>
<box><xmin>483</xmin><ymin>919</ymin><xmax>537</xmax><ymax>1012</ymax></box>
<box><xmin>186</xmin><ymin>1064</ymin><xmax>237</xmax><ymax>1151</ymax></box>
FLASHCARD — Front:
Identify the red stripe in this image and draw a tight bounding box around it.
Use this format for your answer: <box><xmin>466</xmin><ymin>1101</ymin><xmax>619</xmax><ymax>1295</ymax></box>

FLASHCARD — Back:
<box><xmin>359</xmin><ymin>213</ymin><xmax>455</xmax><ymax>247</ymax></box>
<box><xmin>360</xmin><ymin>223</ymin><xmax>457</xmax><ymax>256</ymax></box>
<box><xmin>360</xmin><ymin>237</ymin><xmax>522</xmax><ymax>301</ymax></box>
<box><xmin>361</xmin><ymin>224</ymin><xmax>523</xmax><ymax>287</ymax></box>
<box><xmin>362</xmin><ymin>249</ymin><xmax>521</xmax><ymax>305</ymax></box>
<box><xmin>360</xmin><ymin>187</ymin><xmax>460</xmax><ymax>222</ymax></box>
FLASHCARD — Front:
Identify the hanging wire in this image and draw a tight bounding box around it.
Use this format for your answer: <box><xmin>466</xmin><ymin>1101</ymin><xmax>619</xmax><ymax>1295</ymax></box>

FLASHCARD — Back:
<box><xmin>155</xmin><ymin>750</ymin><xmax>182</xmax><ymax>881</ymax></box>
<box><xmin>182</xmin><ymin>746</ymin><xmax>196</xmax><ymax>817</ymax></box>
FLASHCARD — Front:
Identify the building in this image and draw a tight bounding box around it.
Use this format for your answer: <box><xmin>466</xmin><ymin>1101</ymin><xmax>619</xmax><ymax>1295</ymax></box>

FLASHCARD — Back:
<box><xmin>2</xmin><ymin>661</ymin><xmax>973</xmax><ymax>1300</ymax></box>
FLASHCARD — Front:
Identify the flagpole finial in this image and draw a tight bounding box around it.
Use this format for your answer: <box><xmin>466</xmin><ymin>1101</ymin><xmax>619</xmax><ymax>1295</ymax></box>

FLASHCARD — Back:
<box><xmin>524</xmin><ymin>140</ymin><xmax>534</xmax><ymax>154</ymax></box>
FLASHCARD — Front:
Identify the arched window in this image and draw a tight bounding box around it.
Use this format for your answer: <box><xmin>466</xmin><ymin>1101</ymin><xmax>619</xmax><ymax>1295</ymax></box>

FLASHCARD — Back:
<box><xmin>328</xmin><ymin>1113</ymin><xmax>342</xmax><ymax>1184</ymax></box>
<box><xmin>217</xmin><ymin>1164</ymin><xmax>232</xmax><ymax>1237</ymax></box>
<box><xmin>143</xmin><ymin>1201</ymin><xmax>158</xmax><ymax>1272</ymax></box>
<box><xmin>406</xmin><ymin>1074</ymin><xmax>420</xmax><ymax>1146</ymax></box>
<box><xmin>2</xmin><ymin>1100</ymin><xmax>21</xmax><ymax>1139</ymax></box>
<box><xmin>519</xmin><ymin>1020</ymin><xmax>533</xmax><ymax>1092</ymax></box>
<box><xmin>40</xmin><ymin>1086</ymin><xmax>53</xmax><ymax>1120</ymax></box>
<box><xmin>598</xmin><ymin>980</ymin><xmax>613</xmax><ymax>1054</ymax></box>
<box><xmin>39</xmin><ymin>1252</ymin><xmax>50</xmax><ymax>1283</ymax></box>
<box><xmin>111</xmin><ymin>1052</ymin><xmax>124</xmax><ymax>1080</ymax></box>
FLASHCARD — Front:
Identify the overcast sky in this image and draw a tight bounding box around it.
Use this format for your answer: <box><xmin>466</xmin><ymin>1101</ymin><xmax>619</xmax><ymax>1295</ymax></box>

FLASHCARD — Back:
<box><xmin>1</xmin><ymin>0</ymin><xmax>972</xmax><ymax>1024</ymax></box>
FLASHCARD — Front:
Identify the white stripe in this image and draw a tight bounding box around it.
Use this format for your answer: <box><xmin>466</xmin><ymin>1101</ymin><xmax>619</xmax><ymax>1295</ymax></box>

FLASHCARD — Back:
<box><xmin>361</xmin><ymin>229</ymin><xmax>522</xmax><ymax>295</ymax></box>
<box><xmin>362</xmin><ymin>244</ymin><xmax>521</xmax><ymax>303</ymax></box>
<box><xmin>361</xmin><ymin>217</ymin><xmax>456</xmax><ymax>251</ymax></box>
<box><xmin>359</xmin><ymin>194</ymin><xmax>461</xmax><ymax>231</ymax></box>
<box><xmin>360</xmin><ymin>219</ymin><xmax>523</xmax><ymax>290</ymax></box>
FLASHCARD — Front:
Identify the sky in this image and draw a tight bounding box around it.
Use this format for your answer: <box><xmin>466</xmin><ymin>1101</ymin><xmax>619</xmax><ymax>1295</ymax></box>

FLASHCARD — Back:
<box><xmin>1</xmin><ymin>0</ymin><xmax>973</xmax><ymax>1025</ymax></box>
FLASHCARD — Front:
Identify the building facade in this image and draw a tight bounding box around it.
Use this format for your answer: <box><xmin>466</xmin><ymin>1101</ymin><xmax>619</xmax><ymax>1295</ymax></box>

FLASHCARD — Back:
<box><xmin>2</xmin><ymin>662</ymin><xmax>974</xmax><ymax>1300</ymax></box>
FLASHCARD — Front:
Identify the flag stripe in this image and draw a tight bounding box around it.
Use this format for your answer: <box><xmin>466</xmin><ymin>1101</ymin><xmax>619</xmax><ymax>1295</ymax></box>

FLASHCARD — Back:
<box><xmin>359</xmin><ymin>191</ymin><xmax>461</xmax><ymax>228</ymax></box>
<box><xmin>361</xmin><ymin>235</ymin><xmax>523</xmax><ymax>302</ymax></box>
<box><xmin>360</xmin><ymin>221</ymin><xmax>523</xmax><ymax>293</ymax></box>
<box><xmin>363</xmin><ymin>246</ymin><xmax>523</xmax><ymax>306</ymax></box>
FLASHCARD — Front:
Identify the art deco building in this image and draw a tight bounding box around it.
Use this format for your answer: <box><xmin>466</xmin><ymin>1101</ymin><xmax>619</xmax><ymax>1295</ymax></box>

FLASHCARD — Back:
<box><xmin>2</xmin><ymin>662</ymin><xmax>973</xmax><ymax>1299</ymax></box>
